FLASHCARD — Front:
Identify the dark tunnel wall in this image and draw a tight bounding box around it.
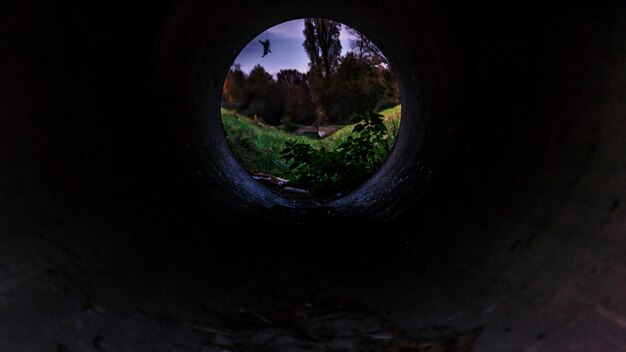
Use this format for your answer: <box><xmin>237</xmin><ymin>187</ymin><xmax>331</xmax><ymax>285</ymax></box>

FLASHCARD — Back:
<box><xmin>1</xmin><ymin>1</ymin><xmax>625</xmax><ymax>351</ymax></box>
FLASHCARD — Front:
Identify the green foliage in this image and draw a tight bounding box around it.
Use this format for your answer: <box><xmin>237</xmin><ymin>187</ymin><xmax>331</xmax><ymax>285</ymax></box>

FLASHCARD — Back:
<box><xmin>239</xmin><ymin>65</ymin><xmax>285</xmax><ymax>125</ymax></box>
<box><xmin>221</xmin><ymin>106</ymin><xmax>401</xmax><ymax>197</ymax></box>
<box><xmin>281</xmin><ymin>112</ymin><xmax>298</xmax><ymax>132</ymax></box>
<box><xmin>329</xmin><ymin>52</ymin><xmax>384</xmax><ymax>123</ymax></box>
<box><xmin>281</xmin><ymin>111</ymin><xmax>391</xmax><ymax>196</ymax></box>
<box><xmin>222</xmin><ymin>109</ymin><xmax>316</xmax><ymax>175</ymax></box>
<box><xmin>277</xmin><ymin>70</ymin><xmax>316</xmax><ymax>125</ymax></box>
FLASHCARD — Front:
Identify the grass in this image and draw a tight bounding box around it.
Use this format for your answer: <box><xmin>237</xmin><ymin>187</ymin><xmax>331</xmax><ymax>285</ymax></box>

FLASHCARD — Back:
<box><xmin>322</xmin><ymin>105</ymin><xmax>401</xmax><ymax>147</ymax></box>
<box><xmin>221</xmin><ymin>105</ymin><xmax>401</xmax><ymax>179</ymax></box>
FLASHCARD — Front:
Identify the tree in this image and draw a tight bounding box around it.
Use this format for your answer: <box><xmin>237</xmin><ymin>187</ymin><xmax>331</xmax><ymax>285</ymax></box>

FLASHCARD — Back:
<box><xmin>276</xmin><ymin>69</ymin><xmax>315</xmax><ymax>125</ymax></box>
<box><xmin>346</xmin><ymin>27</ymin><xmax>389</xmax><ymax>67</ymax></box>
<box><xmin>341</xmin><ymin>28</ymin><xmax>401</xmax><ymax>117</ymax></box>
<box><xmin>222</xmin><ymin>64</ymin><xmax>247</xmax><ymax>109</ymax></box>
<box><xmin>378</xmin><ymin>67</ymin><xmax>401</xmax><ymax>110</ymax></box>
<box><xmin>240</xmin><ymin>65</ymin><xmax>284</xmax><ymax>124</ymax></box>
<box><xmin>303</xmin><ymin>18</ymin><xmax>342</xmax><ymax>125</ymax></box>
<box><xmin>330</xmin><ymin>52</ymin><xmax>384</xmax><ymax>123</ymax></box>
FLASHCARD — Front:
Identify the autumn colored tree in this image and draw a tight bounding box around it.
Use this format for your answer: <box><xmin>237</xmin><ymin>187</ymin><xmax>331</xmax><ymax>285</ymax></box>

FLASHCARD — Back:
<box><xmin>222</xmin><ymin>64</ymin><xmax>247</xmax><ymax>109</ymax></box>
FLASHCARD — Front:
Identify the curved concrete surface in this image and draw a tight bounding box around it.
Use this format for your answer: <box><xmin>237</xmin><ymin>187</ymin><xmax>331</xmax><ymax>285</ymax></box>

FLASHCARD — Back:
<box><xmin>1</xmin><ymin>1</ymin><xmax>625</xmax><ymax>351</ymax></box>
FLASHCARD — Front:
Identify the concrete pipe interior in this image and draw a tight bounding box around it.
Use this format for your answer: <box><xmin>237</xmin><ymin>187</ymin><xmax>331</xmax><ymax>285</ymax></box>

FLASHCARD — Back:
<box><xmin>1</xmin><ymin>1</ymin><xmax>625</xmax><ymax>351</ymax></box>
<box><xmin>153</xmin><ymin>9</ymin><xmax>436</xmax><ymax>224</ymax></box>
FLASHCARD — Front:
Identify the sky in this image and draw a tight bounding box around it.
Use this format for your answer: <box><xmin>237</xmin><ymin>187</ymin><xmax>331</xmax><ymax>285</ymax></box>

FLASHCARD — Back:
<box><xmin>232</xmin><ymin>19</ymin><xmax>359</xmax><ymax>76</ymax></box>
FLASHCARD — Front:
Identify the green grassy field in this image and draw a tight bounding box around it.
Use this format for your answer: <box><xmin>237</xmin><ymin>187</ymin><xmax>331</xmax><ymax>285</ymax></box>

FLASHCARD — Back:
<box><xmin>221</xmin><ymin>105</ymin><xmax>401</xmax><ymax>178</ymax></box>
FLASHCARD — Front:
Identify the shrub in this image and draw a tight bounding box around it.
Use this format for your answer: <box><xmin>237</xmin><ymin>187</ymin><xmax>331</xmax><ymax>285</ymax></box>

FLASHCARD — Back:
<box><xmin>281</xmin><ymin>111</ymin><xmax>389</xmax><ymax>196</ymax></box>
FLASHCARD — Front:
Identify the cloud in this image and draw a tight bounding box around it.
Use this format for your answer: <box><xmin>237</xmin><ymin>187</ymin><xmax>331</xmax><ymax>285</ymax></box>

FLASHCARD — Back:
<box><xmin>266</xmin><ymin>19</ymin><xmax>305</xmax><ymax>39</ymax></box>
<box><xmin>265</xmin><ymin>19</ymin><xmax>359</xmax><ymax>41</ymax></box>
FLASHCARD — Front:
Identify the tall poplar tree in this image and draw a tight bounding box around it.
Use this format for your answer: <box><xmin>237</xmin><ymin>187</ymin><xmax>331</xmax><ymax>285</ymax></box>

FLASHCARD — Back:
<box><xmin>303</xmin><ymin>18</ymin><xmax>342</xmax><ymax>125</ymax></box>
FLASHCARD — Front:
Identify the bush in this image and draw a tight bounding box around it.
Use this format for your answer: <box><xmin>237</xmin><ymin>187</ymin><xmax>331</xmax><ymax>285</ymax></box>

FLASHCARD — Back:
<box><xmin>281</xmin><ymin>111</ymin><xmax>389</xmax><ymax>196</ymax></box>
<box><xmin>282</xmin><ymin>118</ymin><xmax>298</xmax><ymax>133</ymax></box>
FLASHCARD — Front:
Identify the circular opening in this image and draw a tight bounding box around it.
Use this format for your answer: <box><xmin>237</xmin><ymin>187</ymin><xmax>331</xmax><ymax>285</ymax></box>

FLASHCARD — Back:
<box><xmin>150</xmin><ymin>3</ymin><xmax>440</xmax><ymax>222</ymax></box>
<box><xmin>219</xmin><ymin>18</ymin><xmax>402</xmax><ymax>204</ymax></box>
